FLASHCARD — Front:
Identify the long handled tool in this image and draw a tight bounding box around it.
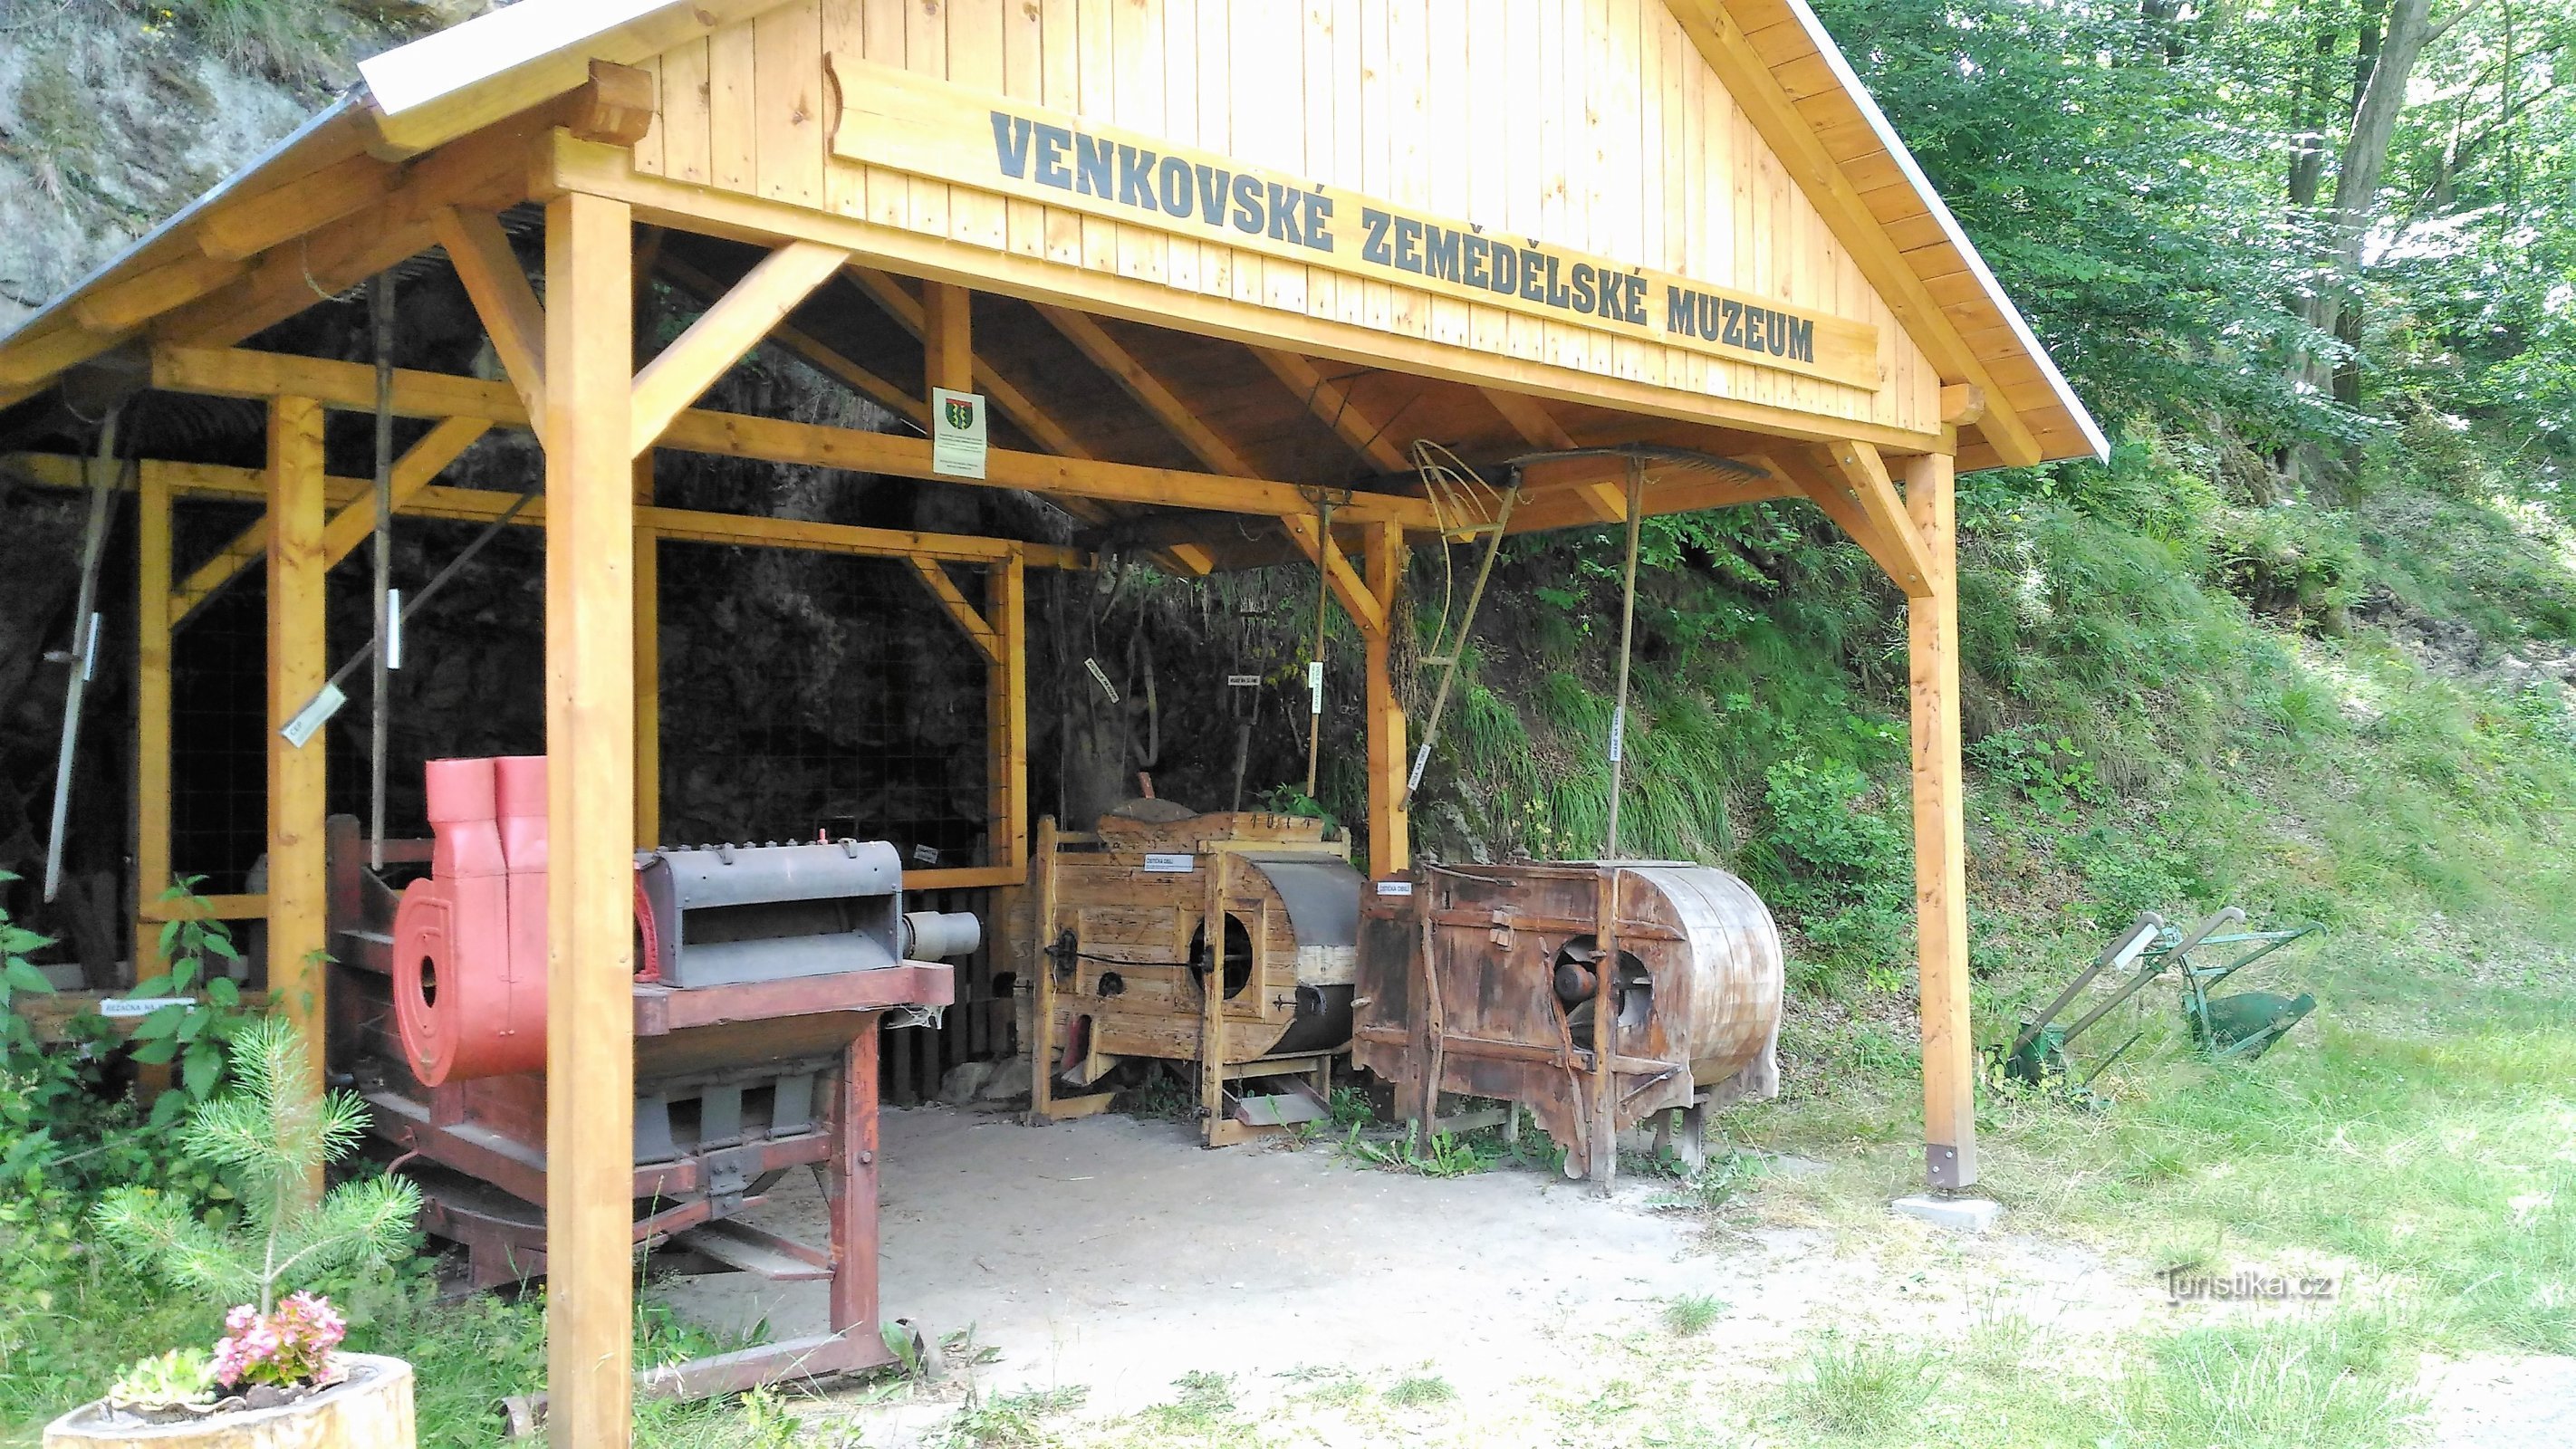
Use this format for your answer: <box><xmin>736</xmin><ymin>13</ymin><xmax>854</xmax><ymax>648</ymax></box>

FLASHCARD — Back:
<box><xmin>1604</xmin><ymin>456</ymin><xmax>1645</xmax><ymax>859</ymax></box>
<box><xmin>369</xmin><ymin>273</ymin><xmax>397</xmax><ymax>870</ymax></box>
<box><xmin>43</xmin><ymin>412</ymin><xmax>122</xmax><ymax>902</ymax></box>
<box><xmin>1302</xmin><ymin>496</ymin><xmax>1333</xmax><ymax>801</ymax></box>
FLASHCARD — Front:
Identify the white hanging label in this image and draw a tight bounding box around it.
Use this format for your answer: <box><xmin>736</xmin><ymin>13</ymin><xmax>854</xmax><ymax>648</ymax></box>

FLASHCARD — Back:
<box><xmin>99</xmin><ymin>996</ymin><xmax>197</xmax><ymax>1018</ymax></box>
<box><xmin>1142</xmin><ymin>852</ymin><xmax>1196</xmax><ymax>873</ymax></box>
<box><xmin>1226</xmin><ymin>674</ymin><xmax>1261</xmax><ymax>687</ymax></box>
<box><xmin>1084</xmin><ymin>657</ymin><xmax>1120</xmax><ymax>702</ymax></box>
<box><xmin>1374</xmin><ymin>880</ymin><xmax>1414</xmax><ymax>896</ymax></box>
<box><xmin>930</xmin><ymin>388</ymin><xmax>988</xmax><ymax>479</ymax></box>
<box><xmin>1608</xmin><ymin>705</ymin><xmax>1626</xmax><ymax>764</ymax></box>
<box><xmin>1306</xmin><ymin>660</ymin><xmax>1324</xmax><ymax>714</ymax></box>
<box><xmin>911</xmin><ymin>843</ymin><xmax>940</xmax><ymax>864</ymax></box>
<box><xmin>1406</xmin><ymin>743</ymin><xmax>1432</xmax><ymax>792</ymax></box>
<box><xmin>82</xmin><ymin>611</ymin><xmax>101</xmax><ymax>681</ymax></box>
<box><xmin>281</xmin><ymin>682</ymin><xmax>345</xmax><ymax>749</ymax></box>
<box><xmin>385</xmin><ymin>589</ymin><xmax>403</xmax><ymax>670</ymax></box>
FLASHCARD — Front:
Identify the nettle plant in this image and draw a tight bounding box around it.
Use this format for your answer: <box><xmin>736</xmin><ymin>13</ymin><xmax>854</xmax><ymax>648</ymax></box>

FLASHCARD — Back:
<box><xmin>91</xmin><ymin>1018</ymin><xmax>417</xmax><ymax>1406</ymax></box>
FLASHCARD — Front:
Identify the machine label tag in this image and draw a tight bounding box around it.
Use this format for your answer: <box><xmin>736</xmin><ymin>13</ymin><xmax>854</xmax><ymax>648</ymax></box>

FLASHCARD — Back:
<box><xmin>281</xmin><ymin>683</ymin><xmax>345</xmax><ymax>749</ymax></box>
<box><xmin>931</xmin><ymin>387</ymin><xmax>988</xmax><ymax>479</ymax></box>
<box><xmin>100</xmin><ymin>996</ymin><xmax>196</xmax><ymax>1018</ymax></box>
<box><xmin>1375</xmin><ymin>880</ymin><xmax>1414</xmax><ymax>896</ymax></box>
<box><xmin>911</xmin><ymin>843</ymin><xmax>940</xmax><ymax>864</ymax></box>
<box><xmin>1226</xmin><ymin>674</ymin><xmax>1261</xmax><ymax>687</ymax></box>
<box><xmin>1084</xmin><ymin>657</ymin><xmax>1120</xmax><ymax>702</ymax></box>
<box><xmin>1142</xmin><ymin>853</ymin><xmax>1196</xmax><ymax>873</ymax></box>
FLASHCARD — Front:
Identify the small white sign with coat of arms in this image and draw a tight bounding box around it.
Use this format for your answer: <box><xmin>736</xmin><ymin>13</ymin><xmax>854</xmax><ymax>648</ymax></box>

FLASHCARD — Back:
<box><xmin>931</xmin><ymin>387</ymin><xmax>988</xmax><ymax>478</ymax></box>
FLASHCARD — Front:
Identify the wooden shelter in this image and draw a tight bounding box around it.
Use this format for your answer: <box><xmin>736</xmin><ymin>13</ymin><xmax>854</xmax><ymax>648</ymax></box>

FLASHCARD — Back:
<box><xmin>0</xmin><ymin>0</ymin><xmax>2101</xmax><ymax>1441</ymax></box>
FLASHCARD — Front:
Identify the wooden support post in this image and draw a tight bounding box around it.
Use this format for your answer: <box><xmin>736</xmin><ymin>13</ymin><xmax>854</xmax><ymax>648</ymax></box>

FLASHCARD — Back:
<box><xmin>264</xmin><ymin>397</ymin><xmax>329</xmax><ymax>1137</ymax></box>
<box><xmin>133</xmin><ymin>462</ymin><xmax>174</xmax><ymax>978</ymax></box>
<box><xmin>541</xmin><ymin>189</ymin><xmax>636</xmax><ymax>1449</ymax></box>
<box><xmin>923</xmin><ymin>283</ymin><xmax>973</xmax><ymax>397</ymax></box>
<box><xmin>1025</xmin><ymin>815</ymin><xmax>1059</xmax><ymax>1124</ymax></box>
<box><xmin>1905</xmin><ymin>451</ymin><xmax>1976</xmax><ymax>1191</ymax></box>
<box><xmin>991</xmin><ymin>551</ymin><xmax>1027</xmax><ymax>873</ymax></box>
<box><xmin>633</xmin><ymin>451</ymin><xmax>659</xmax><ymax>848</ymax></box>
<box><xmin>1361</xmin><ymin>522</ymin><xmax>1409</xmax><ymax>877</ymax></box>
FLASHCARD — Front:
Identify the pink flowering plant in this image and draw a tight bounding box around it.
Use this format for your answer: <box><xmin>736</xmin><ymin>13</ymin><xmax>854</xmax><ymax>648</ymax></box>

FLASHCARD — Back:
<box><xmin>212</xmin><ymin>1292</ymin><xmax>350</xmax><ymax>1391</ymax></box>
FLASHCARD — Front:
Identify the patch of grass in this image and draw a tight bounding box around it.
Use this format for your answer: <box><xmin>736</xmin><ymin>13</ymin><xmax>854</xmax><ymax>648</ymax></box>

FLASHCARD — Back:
<box><xmin>2123</xmin><ymin>1311</ymin><xmax>2423</xmax><ymax>1449</ymax></box>
<box><xmin>1382</xmin><ymin>1372</ymin><xmax>1455</xmax><ymax>1407</ymax></box>
<box><xmin>1784</xmin><ymin>1335</ymin><xmax>1945</xmax><ymax>1440</ymax></box>
<box><xmin>1138</xmin><ymin>1369</ymin><xmax>1237</xmax><ymax>1435</ymax></box>
<box><xmin>1662</xmin><ymin>1293</ymin><xmax>1725</xmax><ymax>1336</ymax></box>
<box><xmin>944</xmin><ymin>1387</ymin><xmax>1087</xmax><ymax>1448</ymax></box>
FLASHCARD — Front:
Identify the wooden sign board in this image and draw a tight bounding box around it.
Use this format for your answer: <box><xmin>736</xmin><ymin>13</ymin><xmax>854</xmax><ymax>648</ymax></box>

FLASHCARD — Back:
<box><xmin>828</xmin><ymin>57</ymin><xmax>1880</xmax><ymax>393</ymax></box>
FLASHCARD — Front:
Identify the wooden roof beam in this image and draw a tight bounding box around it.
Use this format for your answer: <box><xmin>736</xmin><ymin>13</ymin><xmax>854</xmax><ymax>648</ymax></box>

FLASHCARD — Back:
<box><xmin>842</xmin><ymin>266</ymin><xmax>1093</xmax><ymax>461</ymax></box>
<box><xmin>630</xmin><ymin>239</ymin><xmax>851</xmax><ymax>455</ymax></box>
<box><xmin>842</xmin><ymin>267</ymin><xmax>1212</xmax><ymax>575</ymax></box>
<box><xmin>170</xmin><ymin>417</ymin><xmax>489</xmax><ymax>625</ymax></box>
<box><xmin>652</xmin><ymin>254</ymin><xmax>927</xmax><ymax>427</ymax></box>
<box><xmin>1254</xmin><ymin>350</ymin><xmax>1413</xmax><ymax>476</ymax></box>
<box><xmin>1279</xmin><ymin>511</ymin><xmax>1388</xmax><ymax>638</ymax></box>
<box><xmin>1035</xmin><ymin>303</ymin><xmax>1259</xmax><ymax>479</ymax></box>
<box><xmin>906</xmin><ymin>557</ymin><xmax>1001</xmax><ymax>663</ymax></box>
<box><xmin>148</xmin><ymin>344</ymin><xmax>1437</xmax><ymax>529</ymax></box>
<box><xmin>432</xmin><ymin>207</ymin><xmax>549</xmax><ymax>434</ymax></box>
<box><xmin>1480</xmin><ymin>387</ymin><xmax>1627</xmax><ymax>523</ymax></box>
<box><xmin>1764</xmin><ymin>443</ymin><xmax>1936</xmax><ymax>599</ymax></box>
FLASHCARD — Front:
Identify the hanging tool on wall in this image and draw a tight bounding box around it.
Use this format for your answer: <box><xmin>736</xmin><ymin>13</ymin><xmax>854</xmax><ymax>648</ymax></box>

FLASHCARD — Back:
<box><xmin>369</xmin><ymin>273</ymin><xmax>397</xmax><ymax>870</ymax></box>
<box><xmin>1400</xmin><ymin>444</ymin><xmax>1519</xmax><ymax>811</ymax></box>
<box><xmin>1302</xmin><ymin>495</ymin><xmax>1333</xmax><ymax>801</ymax></box>
<box><xmin>42</xmin><ymin>409</ymin><xmax>122</xmax><ymax>903</ymax></box>
<box><xmin>1605</xmin><ymin>455</ymin><xmax>1646</xmax><ymax>859</ymax></box>
<box><xmin>281</xmin><ymin>490</ymin><xmax>538</xmax><ymax>749</ymax></box>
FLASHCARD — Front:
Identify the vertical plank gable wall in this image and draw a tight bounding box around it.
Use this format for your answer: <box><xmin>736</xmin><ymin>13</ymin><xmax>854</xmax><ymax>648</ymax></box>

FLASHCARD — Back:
<box><xmin>633</xmin><ymin>0</ymin><xmax>1938</xmax><ymax>435</ymax></box>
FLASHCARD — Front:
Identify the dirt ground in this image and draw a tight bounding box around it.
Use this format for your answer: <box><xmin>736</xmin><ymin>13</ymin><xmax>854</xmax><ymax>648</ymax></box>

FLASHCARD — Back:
<box><xmin>653</xmin><ymin>1106</ymin><xmax>2571</xmax><ymax>1446</ymax></box>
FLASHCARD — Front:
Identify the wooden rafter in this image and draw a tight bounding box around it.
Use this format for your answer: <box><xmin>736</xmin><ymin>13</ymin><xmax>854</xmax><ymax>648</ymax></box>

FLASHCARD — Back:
<box><xmin>149</xmin><ymin>346</ymin><xmax>1439</xmax><ymax>529</ymax></box>
<box><xmin>1279</xmin><ymin>512</ymin><xmax>1387</xmax><ymax>638</ymax></box>
<box><xmin>1254</xmin><ymin>350</ymin><xmax>1411</xmax><ymax>475</ymax></box>
<box><xmin>433</xmin><ymin>207</ymin><xmax>549</xmax><ymax>429</ymax></box>
<box><xmin>1820</xmin><ymin>440</ymin><xmax>1935</xmax><ymax>598</ymax></box>
<box><xmin>630</xmin><ymin>239</ymin><xmax>851</xmax><ymax>456</ymax></box>
<box><xmin>906</xmin><ymin>557</ymin><xmax>1001</xmax><ymax>662</ymax></box>
<box><xmin>653</xmin><ymin>255</ymin><xmax>926</xmax><ymax>427</ymax></box>
<box><xmin>1036</xmin><ymin>303</ymin><xmax>1256</xmax><ymax>479</ymax></box>
<box><xmin>170</xmin><ymin>417</ymin><xmax>489</xmax><ymax>624</ymax></box>
<box><xmin>1481</xmin><ymin>388</ymin><xmax>1627</xmax><ymax>523</ymax></box>
<box><xmin>842</xmin><ymin>267</ymin><xmax>1091</xmax><ymax>460</ymax></box>
<box><xmin>198</xmin><ymin>153</ymin><xmax>402</xmax><ymax>262</ymax></box>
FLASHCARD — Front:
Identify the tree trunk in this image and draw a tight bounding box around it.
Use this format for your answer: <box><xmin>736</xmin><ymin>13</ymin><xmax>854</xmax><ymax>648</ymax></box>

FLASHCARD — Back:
<box><xmin>2306</xmin><ymin>0</ymin><xmax>2437</xmax><ymax>366</ymax></box>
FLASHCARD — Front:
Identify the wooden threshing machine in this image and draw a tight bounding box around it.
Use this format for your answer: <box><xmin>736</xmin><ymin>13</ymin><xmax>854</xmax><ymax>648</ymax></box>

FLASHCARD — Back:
<box><xmin>1012</xmin><ymin>806</ymin><xmax>1363</xmax><ymax>1145</ymax></box>
<box><xmin>1352</xmin><ymin>860</ymin><xmax>1784</xmax><ymax>1185</ymax></box>
<box><xmin>325</xmin><ymin>755</ymin><xmax>979</xmax><ymax>1396</ymax></box>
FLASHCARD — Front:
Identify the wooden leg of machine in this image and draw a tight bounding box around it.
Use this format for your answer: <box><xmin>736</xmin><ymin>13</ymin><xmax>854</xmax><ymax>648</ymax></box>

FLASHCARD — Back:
<box><xmin>541</xmin><ymin>188</ymin><xmax>637</xmax><ymax>1449</ymax></box>
<box><xmin>1906</xmin><ymin>452</ymin><xmax>1977</xmax><ymax>1193</ymax></box>
<box><xmin>265</xmin><ymin>395</ymin><xmax>331</xmax><ymax>1172</ymax></box>
<box><xmin>1199</xmin><ymin>853</ymin><xmax>1232</xmax><ymax>1147</ymax></box>
<box><xmin>827</xmin><ymin>1021</ymin><xmax>881</xmax><ymax>1340</ymax></box>
<box><xmin>134</xmin><ymin>462</ymin><xmax>173</xmax><ymax>980</ymax></box>
<box><xmin>1026</xmin><ymin>815</ymin><xmax>1058</xmax><ymax>1124</ymax></box>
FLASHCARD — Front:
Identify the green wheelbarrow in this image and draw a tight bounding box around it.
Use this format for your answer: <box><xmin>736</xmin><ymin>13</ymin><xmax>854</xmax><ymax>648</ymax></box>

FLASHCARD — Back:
<box><xmin>2001</xmin><ymin>908</ymin><xmax>2321</xmax><ymax>1093</ymax></box>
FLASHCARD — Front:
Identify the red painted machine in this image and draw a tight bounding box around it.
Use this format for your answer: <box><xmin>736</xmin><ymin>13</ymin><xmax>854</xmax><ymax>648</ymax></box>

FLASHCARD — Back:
<box><xmin>327</xmin><ymin>756</ymin><xmax>976</xmax><ymax>1396</ymax></box>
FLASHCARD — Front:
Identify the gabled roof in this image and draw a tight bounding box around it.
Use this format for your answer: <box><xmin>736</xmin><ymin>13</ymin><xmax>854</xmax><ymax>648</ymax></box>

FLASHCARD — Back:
<box><xmin>0</xmin><ymin>0</ymin><xmax>2102</xmax><ymax>471</ymax></box>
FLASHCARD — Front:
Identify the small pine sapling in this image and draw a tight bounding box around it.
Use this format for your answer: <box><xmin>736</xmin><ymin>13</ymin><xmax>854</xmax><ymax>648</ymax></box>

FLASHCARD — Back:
<box><xmin>91</xmin><ymin>1017</ymin><xmax>419</xmax><ymax>1319</ymax></box>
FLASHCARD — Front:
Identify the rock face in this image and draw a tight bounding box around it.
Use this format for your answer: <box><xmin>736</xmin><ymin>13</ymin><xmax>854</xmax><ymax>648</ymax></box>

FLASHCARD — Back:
<box><xmin>0</xmin><ymin>9</ymin><xmax>392</xmax><ymax>330</ymax></box>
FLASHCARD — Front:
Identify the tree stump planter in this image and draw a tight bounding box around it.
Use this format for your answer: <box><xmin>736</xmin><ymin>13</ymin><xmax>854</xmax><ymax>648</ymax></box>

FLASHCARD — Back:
<box><xmin>43</xmin><ymin>1355</ymin><xmax>414</xmax><ymax>1449</ymax></box>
